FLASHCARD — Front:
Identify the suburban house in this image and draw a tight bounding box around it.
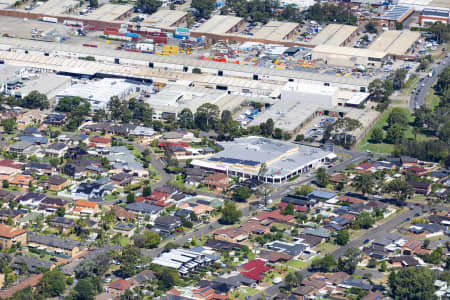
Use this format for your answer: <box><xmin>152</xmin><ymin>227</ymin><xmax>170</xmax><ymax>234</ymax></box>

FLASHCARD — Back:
<box><xmin>89</xmin><ymin>136</ymin><xmax>111</xmax><ymax>148</ymax></box>
<box><xmin>153</xmin><ymin>216</ymin><xmax>181</xmax><ymax>234</ymax></box>
<box><xmin>24</xmin><ymin>162</ymin><xmax>54</xmax><ymax>175</ymax></box>
<box><xmin>408</xmin><ymin>181</ymin><xmax>432</xmax><ymax>196</ymax></box>
<box><xmin>214</xmin><ymin>227</ymin><xmax>248</xmax><ymax>243</ymax></box>
<box><xmin>203</xmin><ymin>173</ymin><xmax>229</xmax><ymax>191</ymax></box>
<box><xmin>16</xmin><ymin>193</ymin><xmax>46</xmax><ymax>208</ymax></box>
<box><xmin>110</xmin><ymin>205</ymin><xmax>135</xmax><ymax>222</ymax></box>
<box><xmin>27</xmin><ymin>232</ymin><xmax>81</xmax><ymax>257</ymax></box>
<box><xmin>44</xmin><ymin>176</ymin><xmax>68</xmax><ymax>191</ymax></box>
<box><xmin>9</xmin><ymin>175</ymin><xmax>34</xmax><ymax>190</ymax></box>
<box><xmin>45</xmin><ymin>143</ymin><xmax>68</xmax><ymax>158</ymax></box>
<box><xmin>39</xmin><ymin>197</ymin><xmax>69</xmax><ymax>212</ymax></box>
<box><xmin>111</xmin><ymin>172</ymin><xmax>134</xmax><ymax>186</ymax></box>
<box><xmin>0</xmin><ymin>224</ymin><xmax>27</xmax><ymax>249</ymax></box>
<box><xmin>73</xmin><ymin>200</ymin><xmax>99</xmax><ymax>216</ymax></box>
<box><xmin>107</xmin><ymin>279</ymin><xmax>133</xmax><ymax>296</ymax></box>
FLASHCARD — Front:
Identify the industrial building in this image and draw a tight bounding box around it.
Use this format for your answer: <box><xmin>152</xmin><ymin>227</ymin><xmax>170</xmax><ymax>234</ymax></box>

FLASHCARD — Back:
<box><xmin>193</xmin><ymin>15</ymin><xmax>245</xmax><ymax>35</ymax></box>
<box><xmin>146</xmin><ymin>85</ymin><xmax>229</xmax><ymax>120</ymax></box>
<box><xmin>31</xmin><ymin>0</ymin><xmax>80</xmax><ymax>15</ymax></box>
<box><xmin>83</xmin><ymin>4</ymin><xmax>133</xmax><ymax>22</ymax></box>
<box><xmin>56</xmin><ymin>78</ymin><xmax>151</xmax><ymax>111</ymax></box>
<box><xmin>141</xmin><ymin>10</ymin><xmax>187</xmax><ymax>31</ymax></box>
<box><xmin>0</xmin><ymin>64</ymin><xmax>24</xmax><ymax>94</ymax></box>
<box><xmin>250</xmin><ymin>82</ymin><xmax>370</xmax><ymax>132</ymax></box>
<box><xmin>369</xmin><ymin>30</ymin><xmax>420</xmax><ymax>57</ymax></box>
<box><xmin>419</xmin><ymin>9</ymin><xmax>450</xmax><ymax>25</ymax></box>
<box><xmin>191</xmin><ymin>136</ymin><xmax>333</xmax><ymax>184</ymax></box>
<box><xmin>312</xmin><ymin>45</ymin><xmax>387</xmax><ymax>68</ymax></box>
<box><xmin>252</xmin><ymin>21</ymin><xmax>299</xmax><ymax>42</ymax></box>
<box><xmin>0</xmin><ymin>37</ymin><xmax>372</xmax><ymax>91</ymax></box>
<box><xmin>310</xmin><ymin>24</ymin><xmax>358</xmax><ymax>47</ymax></box>
<box><xmin>152</xmin><ymin>248</ymin><xmax>213</xmax><ymax>276</ymax></box>
<box><xmin>375</xmin><ymin>6</ymin><xmax>415</xmax><ymax>29</ymax></box>
<box><xmin>398</xmin><ymin>0</ymin><xmax>450</xmax><ymax>11</ymax></box>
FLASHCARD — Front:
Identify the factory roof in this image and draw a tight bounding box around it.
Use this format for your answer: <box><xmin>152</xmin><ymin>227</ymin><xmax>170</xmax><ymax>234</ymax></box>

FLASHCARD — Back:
<box><xmin>84</xmin><ymin>4</ymin><xmax>133</xmax><ymax>22</ymax></box>
<box><xmin>196</xmin><ymin>136</ymin><xmax>331</xmax><ymax>178</ymax></box>
<box><xmin>369</xmin><ymin>30</ymin><xmax>420</xmax><ymax>56</ymax></box>
<box><xmin>312</xmin><ymin>44</ymin><xmax>387</xmax><ymax>59</ymax></box>
<box><xmin>0</xmin><ymin>37</ymin><xmax>372</xmax><ymax>87</ymax></box>
<box><xmin>13</xmin><ymin>73</ymin><xmax>70</xmax><ymax>98</ymax></box>
<box><xmin>252</xmin><ymin>21</ymin><xmax>299</xmax><ymax>41</ymax></box>
<box><xmin>0</xmin><ymin>64</ymin><xmax>22</xmax><ymax>82</ymax></box>
<box><xmin>398</xmin><ymin>0</ymin><xmax>450</xmax><ymax>10</ymax></box>
<box><xmin>146</xmin><ymin>85</ymin><xmax>228</xmax><ymax>114</ymax></box>
<box><xmin>194</xmin><ymin>15</ymin><xmax>243</xmax><ymax>34</ymax></box>
<box><xmin>142</xmin><ymin>9</ymin><xmax>187</xmax><ymax>29</ymax></box>
<box><xmin>56</xmin><ymin>78</ymin><xmax>139</xmax><ymax>106</ymax></box>
<box><xmin>32</xmin><ymin>0</ymin><xmax>79</xmax><ymax>15</ymax></box>
<box><xmin>375</xmin><ymin>5</ymin><xmax>414</xmax><ymax>21</ymax></box>
<box><xmin>421</xmin><ymin>8</ymin><xmax>450</xmax><ymax>17</ymax></box>
<box><xmin>311</xmin><ymin>24</ymin><xmax>358</xmax><ymax>46</ymax></box>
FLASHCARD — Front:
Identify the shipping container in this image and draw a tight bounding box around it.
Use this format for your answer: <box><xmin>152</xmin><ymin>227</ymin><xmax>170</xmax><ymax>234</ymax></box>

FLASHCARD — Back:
<box><xmin>63</xmin><ymin>20</ymin><xmax>83</xmax><ymax>27</ymax></box>
<box><xmin>82</xmin><ymin>43</ymin><xmax>98</xmax><ymax>48</ymax></box>
<box><xmin>105</xmin><ymin>34</ymin><xmax>132</xmax><ymax>42</ymax></box>
<box><xmin>125</xmin><ymin>32</ymin><xmax>139</xmax><ymax>38</ymax></box>
<box><xmin>152</xmin><ymin>36</ymin><xmax>168</xmax><ymax>44</ymax></box>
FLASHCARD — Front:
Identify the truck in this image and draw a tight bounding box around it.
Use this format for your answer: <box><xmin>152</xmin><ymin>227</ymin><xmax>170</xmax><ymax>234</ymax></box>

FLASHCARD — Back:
<box><xmin>40</xmin><ymin>17</ymin><xmax>58</xmax><ymax>23</ymax></box>
<box><xmin>428</xmin><ymin>70</ymin><xmax>435</xmax><ymax>78</ymax></box>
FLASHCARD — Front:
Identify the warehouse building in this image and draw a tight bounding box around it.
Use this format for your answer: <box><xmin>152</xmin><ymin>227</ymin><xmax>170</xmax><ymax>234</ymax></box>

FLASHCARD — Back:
<box><xmin>84</xmin><ymin>4</ymin><xmax>133</xmax><ymax>22</ymax></box>
<box><xmin>398</xmin><ymin>0</ymin><xmax>450</xmax><ymax>11</ymax></box>
<box><xmin>193</xmin><ymin>15</ymin><xmax>245</xmax><ymax>35</ymax></box>
<box><xmin>312</xmin><ymin>45</ymin><xmax>387</xmax><ymax>68</ymax></box>
<box><xmin>419</xmin><ymin>9</ymin><xmax>450</xmax><ymax>25</ymax></box>
<box><xmin>56</xmin><ymin>78</ymin><xmax>151</xmax><ymax>112</ymax></box>
<box><xmin>146</xmin><ymin>85</ymin><xmax>229</xmax><ymax>120</ymax></box>
<box><xmin>375</xmin><ymin>6</ymin><xmax>415</xmax><ymax>29</ymax></box>
<box><xmin>191</xmin><ymin>136</ymin><xmax>333</xmax><ymax>184</ymax></box>
<box><xmin>369</xmin><ymin>30</ymin><xmax>420</xmax><ymax>57</ymax></box>
<box><xmin>310</xmin><ymin>24</ymin><xmax>358</xmax><ymax>47</ymax></box>
<box><xmin>142</xmin><ymin>10</ymin><xmax>187</xmax><ymax>31</ymax></box>
<box><xmin>252</xmin><ymin>21</ymin><xmax>299</xmax><ymax>42</ymax></box>
<box><xmin>152</xmin><ymin>248</ymin><xmax>213</xmax><ymax>276</ymax></box>
<box><xmin>32</xmin><ymin>0</ymin><xmax>80</xmax><ymax>15</ymax></box>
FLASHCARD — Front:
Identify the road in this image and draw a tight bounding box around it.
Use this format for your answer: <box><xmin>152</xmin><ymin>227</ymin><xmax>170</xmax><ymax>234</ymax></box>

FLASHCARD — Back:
<box><xmin>410</xmin><ymin>53</ymin><xmax>449</xmax><ymax>112</ymax></box>
<box><xmin>133</xmin><ymin>142</ymin><xmax>172</xmax><ymax>189</ymax></box>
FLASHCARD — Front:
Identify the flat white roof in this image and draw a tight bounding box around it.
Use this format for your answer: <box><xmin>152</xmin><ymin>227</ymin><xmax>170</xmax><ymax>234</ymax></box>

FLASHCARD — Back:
<box><xmin>369</xmin><ymin>30</ymin><xmax>420</xmax><ymax>55</ymax></box>
<box><xmin>32</xmin><ymin>0</ymin><xmax>79</xmax><ymax>14</ymax></box>
<box><xmin>252</xmin><ymin>21</ymin><xmax>299</xmax><ymax>41</ymax></box>
<box><xmin>312</xmin><ymin>44</ymin><xmax>387</xmax><ymax>59</ymax></box>
<box><xmin>194</xmin><ymin>15</ymin><xmax>243</xmax><ymax>34</ymax></box>
<box><xmin>311</xmin><ymin>24</ymin><xmax>358</xmax><ymax>46</ymax></box>
<box><xmin>84</xmin><ymin>4</ymin><xmax>133</xmax><ymax>22</ymax></box>
<box><xmin>142</xmin><ymin>10</ymin><xmax>187</xmax><ymax>29</ymax></box>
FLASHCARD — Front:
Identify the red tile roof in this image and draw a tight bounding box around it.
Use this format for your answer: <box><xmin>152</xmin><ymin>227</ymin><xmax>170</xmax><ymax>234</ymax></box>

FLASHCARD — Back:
<box><xmin>0</xmin><ymin>223</ymin><xmax>27</xmax><ymax>238</ymax></box>
<box><xmin>242</xmin><ymin>265</ymin><xmax>271</xmax><ymax>281</ymax></box>
<box><xmin>279</xmin><ymin>202</ymin><xmax>307</xmax><ymax>212</ymax></box>
<box><xmin>0</xmin><ymin>159</ymin><xmax>23</xmax><ymax>169</ymax></box>
<box><xmin>255</xmin><ymin>209</ymin><xmax>295</xmax><ymax>222</ymax></box>
<box><xmin>90</xmin><ymin>136</ymin><xmax>110</xmax><ymax>144</ymax></box>
<box><xmin>148</xmin><ymin>191</ymin><xmax>169</xmax><ymax>201</ymax></box>
<box><xmin>0</xmin><ymin>274</ymin><xmax>43</xmax><ymax>299</ymax></box>
<box><xmin>356</xmin><ymin>162</ymin><xmax>373</xmax><ymax>170</ymax></box>
<box><xmin>108</xmin><ymin>279</ymin><xmax>132</xmax><ymax>291</ymax></box>
<box><xmin>242</xmin><ymin>259</ymin><xmax>266</xmax><ymax>270</ymax></box>
<box><xmin>159</xmin><ymin>141</ymin><xmax>189</xmax><ymax>148</ymax></box>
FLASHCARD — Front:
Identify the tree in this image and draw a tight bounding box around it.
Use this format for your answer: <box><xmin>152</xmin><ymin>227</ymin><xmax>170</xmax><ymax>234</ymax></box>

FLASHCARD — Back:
<box><xmin>89</xmin><ymin>0</ymin><xmax>98</xmax><ymax>8</ymax></box>
<box><xmin>331</xmin><ymin>117</ymin><xmax>361</xmax><ymax>146</ymax></box>
<box><xmin>108</xmin><ymin>96</ymin><xmax>122</xmax><ymax>121</ymax></box>
<box><xmin>391</xmin><ymin>68</ymin><xmax>408</xmax><ymax>90</ymax></box>
<box><xmin>385</xmin><ymin>179</ymin><xmax>412</xmax><ymax>205</ymax></box>
<box><xmin>73</xmin><ymin>278</ymin><xmax>96</xmax><ymax>300</ymax></box>
<box><xmin>295</xmin><ymin>185</ymin><xmax>313</xmax><ymax>196</ymax></box>
<box><xmin>365</xmin><ymin>22</ymin><xmax>378</xmax><ymax>33</ymax></box>
<box><xmin>316</xmin><ymin>167</ymin><xmax>329</xmax><ymax>187</ymax></box>
<box><xmin>338</xmin><ymin>248</ymin><xmax>362</xmax><ymax>274</ymax></box>
<box><xmin>120</xmin><ymin>246</ymin><xmax>141</xmax><ymax>278</ymax></box>
<box><xmin>353</xmin><ymin>211</ymin><xmax>375</xmax><ymax>229</ymax></box>
<box><xmin>353</xmin><ymin>173</ymin><xmax>374</xmax><ymax>196</ymax></box>
<box><xmin>387</xmin><ymin>108</ymin><xmax>408</xmax><ymax>128</ymax></box>
<box><xmin>178</xmin><ymin>108</ymin><xmax>194</xmax><ymax>129</ymax></box>
<box><xmin>195</xmin><ymin>103</ymin><xmax>219</xmax><ymax>130</ymax></box>
<box><xmin>136</xmin><ymin>0</ymin><xmax>161</xmax><ymax>13</ymax></box>
<box><xmin>1</xmin><ymin>118</ymin><xmax>16</xmax><ymax>134</ymax></box>
<box><xmin>232</xmin><ymin>186</ymin><xmax>251</xmax><ymax>202</ymax></box>
<box><xmin>56</xmin><ymin>97</ymin><xmax>90</xmax><ymax>113</ymax></box>
<box><xmin>282</xmin><ymin>203</ymin><xmax>295</xmax><ymax>215</ymax></box>
<box><xmin>388</xmin><ymin>267</ymin><xmax>434</xmax><ymax>300</ymax></box>
<box><xmin>126</xmin><ymin>192</ymin><xmax>136</xmax><ymax>203</ymax></box>
<box><xmin>285</xmin><ymin>272</ymin><xmax>297</xmax><ymax>290</ymax></box>
<box><xmin>142</xmin><ymin>186</ymin><xmax>152</xmax><ymax>197</ymax></box>
<box><xmin>92</xmin><ymin>109</ymin><xmax>106</xmax><ymax>122</ymax></box>
<box><xmin>22</xmin><ymin>91</ymin><xmax>49</xmax><ymax>109</ymax></box>
<box><xmin>311</xmin><ymin>254</ymin><xmax>336</xmax><ymax>272</ymax></box>
<box><xmin>133</xmin><ymin>231</ymin><xmax>161</xmax><ymax>248</ymax></box>
<box><xmin>156</xmin><ymin>267</ymin><xmax>182</xmax><ymax>290</ymax></box>
<box><xmin>336</xmin><ymin>230</ymin><xmax>349</xmax><ymax>245</ymax></box>
<box><xmin>39</xmin><ymin>270</ymin><xmax>66</xmax><ymax>298</ymax></box>
<box><xmin>56</xmin><ymin>207</ymin><xmax>65</xmax><ymax>217</ymax></box>
<box><xmin>220</xmin><ymin>201</ymin><xmax>242</xmax><ymax>225</ymax></box>
<box><xmin>370</xmin><ymin>127</ymin><xmax>384</xmax><ymax>143</ymax></box>
<box><xmin>191</xmin><ymin>0</ymin><xmax>215</xmax><ymax>18</ymax></box>
<box><xmin>385</xmin><ymin>124</ymin><xmax>405</xmax><ymax>144</ymax></box>
<box><xmin>273</xmin><ymin>128</ymin><xmax>283</xmax><ymax>139</ymax></box>
<box><xmin>367</xmin><ymin>258</ymin><xmax>378</xmax><ymax>268</ymax></box>
<box><xmin>423</xmin><ymin>239</ymin><xmax>430</xmax><ymax>249</ymax></box>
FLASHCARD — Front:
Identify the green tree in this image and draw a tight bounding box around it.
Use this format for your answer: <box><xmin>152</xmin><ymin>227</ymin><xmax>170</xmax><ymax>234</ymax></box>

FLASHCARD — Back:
<box><xmin>370</xmin><ymin>127</ymin><xmax>384</xmax><ymax>143</ymax></box>
<box><xmin>156</xmin><ymin>267</ymin><xmax>182</xmax><ymax>290</ymax></box>
<box><xmin>178</xmin><ymin>108</ymin><xmax>194</xmax><ymax>129</ymax></box>
<box><xmin>331</xmin><ymin>117</ymin><xmax>361</xmax><ymax>145</ymax></box>
<box><xmin>39</xmin><ymin>270</ymin><xmax>66</xmax><ymax>298</ymax></box>
<box><xmin>142</xmin><ymin>186</ymin><xmax>152</xmax><ymax>197</ymax></box>
<box><xmin>92</xmin><ymin>109</ymin><xmax>106</xmax><ymax>122</ymax></box>
<box><xmin>73</xmin><ymin>278</ymin><xmax>95</xmax><ymax>300</ymax></box>
<box><xmin>282</xmin><ymin>203</ymin><xmax>295</xmax><ymax>215</ymax></box>
<box><xmin>119</xmin><ymin>246</ymin><xmax>141</xmax><ymax>278</ymax></box>
<box><xmin>195</xmin><ymin>103</ymin><xmax>220</xmax><ymax>130</ymax></box>
<box><xmin>191</xmin><ymin>0</ymin><xmax>215</xmax><ymax>18</ymax></box>
<box><xmin>136</xmin><ymin>0</ymin><xmax>161</xmax><ymax>13</ymax></box>
<box><xmin>338</xmin><ymin>247</ymin><xmax>362</xmax><ymax>274</ymax></box>
<box><xmin>89</xmin><ymin>0</ymin><xmax>98</xmax><ymax>8</ymax></box>
<box><xmin>311</xmin><ymin>254</ymin><xmax>336</xmax><ymax>272</ymax></box>
<box><xmin>126</xmin><ymin>192</ymin><xmax>136</xmax><ymax>203</ymax></box>
<box><xmin>22</xmin><ymin>91</ymin><xmax>49</xmax><ymax>109</ymax></box>
<box><xmin>56</xmin><ymin>207</ymin><xmax>65</xmax><ymax>217</ymax></box>
<box><xmin>295</xmin><ymin>185</ymin><xmax>313</xmax><ymax>196</ymax></box>
<box><xmin>353</xmin><ymin>211</ymin><xmax>375</xmax><ymax>229</ymax></box>
<box><xmin>387</xmin><ymin>108</ymin><xmax>408</xmax><ymax>128</ymax></box>
<box><xmin>315</xmin><ymin>167</ymin><xmax>329</xmax><ymax>187</ymax></box>
<box><xmin>1</xmin><ymin>118</ymin><xmax>16</xmax><ymax>134</ymax></box>
<box><xmin>385</xmin><ymin>179</ymin><xmax>412</xmax><ymax>206</ymax></box>
<box><xmin>385</xmin><ymin>124</ymin><xmax>405</xmax><ymax>144</ymax></box>
<box><xmin>365</xmin><ymin>22</ymin><xmax>378</xmax><ymax>33</ymax></box>
<box><xmin>388</xmin><ymin>267</ymin><xmax>434</xmax><ymax>300</ymax></box>
<box><xmin>353</xmin><ymin>173</ymin><xmax>374</xmax><ymax>196</ymax></box>
<box><xmin>336</xmin><ymin>230</ymin><xmax>350</xmax><ymax>245</ymax></box>
<box><xmin>232</xmin><ymin>186</ymin><xmax>251</xmax><ymax>202</ymax></box>
<box><xmin>220</xmin><ymin>201</ymin><xmax>242</xmax><ymax>225</ymax></box>
<box><xmin>133</xmin><ymin>231</ymin><xmax>161</xmax><ymax>248</ymax></box>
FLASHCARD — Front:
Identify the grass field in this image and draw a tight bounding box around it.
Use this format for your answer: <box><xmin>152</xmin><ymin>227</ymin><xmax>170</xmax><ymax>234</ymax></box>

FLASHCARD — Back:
<box><xmin>287</xmin><ymin>259</ymin><xmax>310</xmax><ymax>269</ymax></box>
<box><xmin>357</xmin><ymin>107</ymin><xmax>429</xmax><ymax>154</ymax></box>
<box><xmin>425</xmin><ymin>88</ymin><xmax>441</xmax><ymax>109</ymax></box>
